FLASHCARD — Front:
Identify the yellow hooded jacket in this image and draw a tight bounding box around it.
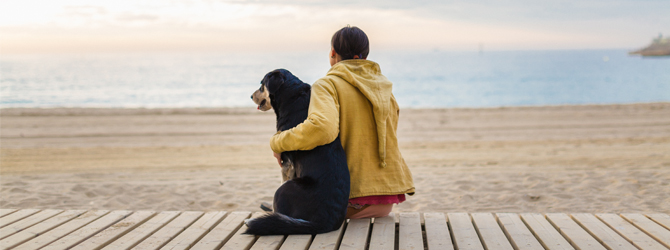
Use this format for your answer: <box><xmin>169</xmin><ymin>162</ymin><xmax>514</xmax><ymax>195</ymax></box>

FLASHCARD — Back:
<box><xmin>270</xmin><ymin>60</ymin><xmax>415</xmax><ymax>199</ymax></box>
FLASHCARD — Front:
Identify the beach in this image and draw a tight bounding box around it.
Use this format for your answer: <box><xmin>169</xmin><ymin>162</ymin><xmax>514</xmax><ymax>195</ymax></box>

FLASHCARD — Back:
<box><xmin>1</xmin><ymin>103</ymin><xmax>669</xmax><ymax>214</ymax></box>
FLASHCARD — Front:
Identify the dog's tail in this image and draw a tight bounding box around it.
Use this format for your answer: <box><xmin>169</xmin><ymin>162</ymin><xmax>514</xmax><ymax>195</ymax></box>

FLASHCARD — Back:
<box><xmin>244</xmin><ymin>213</ymin><xmax>328</xmax><ymax>235</ymax></box>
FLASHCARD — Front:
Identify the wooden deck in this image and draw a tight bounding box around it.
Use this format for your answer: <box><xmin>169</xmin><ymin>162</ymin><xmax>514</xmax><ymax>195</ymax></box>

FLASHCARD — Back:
<box><xmin>0</xmin><ymin>209</ymin><xmax>668</xmax><ymax>250</ymax></box>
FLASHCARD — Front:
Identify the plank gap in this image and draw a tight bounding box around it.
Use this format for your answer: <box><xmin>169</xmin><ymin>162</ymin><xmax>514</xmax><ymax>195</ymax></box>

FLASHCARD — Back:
<box><xmin>337</xmin><ymin>220</ymin><xmax>348</xmax><ymax>250</ymax></box>
<box><xmin>142</xmin><ymin>211</ymin><xmax>205</xmax><ymax>250</ymax></box>
<box><xmin>471</xmin><ymin>215</ymin><xmax>487</xmax><ymax>249</ymax></box>
<box><xmin>308</xmin><ymin>221</ymin><xmax>346</xmax><ymax>250</ymax></box>
<box><xmin>0</xmin><ymin>210</ymin><xmax>87</xmax><ymax>250</ymax></box>
<box><xmin>188</xmin><ymin>211</ymin><xmax>230</xmax><ymax>249</ymax></box>
<box><xmin>0</xmin><ymin>209</ymin><xmax>19</xmax><ymax>218</ymax></box>
<box><xmin>646</xmin><ymin>214</ymin><xmax>670</xmax><ymax>231</ymax></box>
<box><xmin>495</xmin><ymin>213</ymin><xmax>544</xmax><ymax>250</ymax></box>
<box><xmin>544</xmin><ymin>214</ymin><xmax>581</xmax><ymax>250</ymax></box>
<box><xmin>519</xmin><ymin>213</ymin><xmax>574</xmax><ymax>250</ymax></box>
<box><xmin>421</xmin><ymin>223</ymin><xmax>428</xmax><ymax>250</ymax></box>
<box><xmin>595</xmin><ymin>213</ymin><xmax>667</xmax><ymax>250</ymax></box>
<box><xmin>446</xmin><ymin>214</ymin><xmax>457</xmax><ymax>250</ymax></box>
<box><xmin>620</xmin><ymin>213</ymin><xmax>670</xmax><ymax>249</ymax></box>
<box><xmin>394</xmin><ymin>223</ymin><xmax>400</xmax><ymax>250</ymax></box>
<box><xmin>0</xmin><ymin>209</ymin><xmax>64</xmax><ymax>241</ymax></box>
<box><xmin>51</xmin><ymin>210</ymin><xmax>134</xmax><ymax>250</ymax></box>
<box><xmin>494</xmin><ymin>214</ymin><xmax>516</xmax><ymax>249</ymax></box>
<box><xmin>101</xmin><ymin>211</ymin><xmax>182</xmax><ymax>250</ymax></box>
<box><xmin>570</xmin><ymin>213</ymin><xmax>637</xmax><ymax>250</ymax></box>
<box><xmin>78</xmin><ymin>211</ymin><xmax>158</xmax><ymax>250</ymax></box>
<box><xmin>367</xmin><ymin>218</ymin><xmax>374</xmax><ymax>250</ymax></box>
<box><xmin>566</xmin><ymin>214</ymin><xmax>603</xmax><ymax>247</ymax></box>
<box><xmin>191</xmin><ymin>211</ymin><xmax>251</xmax><ymax>250</ymax></box>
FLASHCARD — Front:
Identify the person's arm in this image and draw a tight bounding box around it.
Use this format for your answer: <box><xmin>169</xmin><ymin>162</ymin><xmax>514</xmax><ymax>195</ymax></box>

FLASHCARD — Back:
<box><xmin>270</xmin><ymin>80</ymin><xmax>340</xmax><ymax>153</ymax></box>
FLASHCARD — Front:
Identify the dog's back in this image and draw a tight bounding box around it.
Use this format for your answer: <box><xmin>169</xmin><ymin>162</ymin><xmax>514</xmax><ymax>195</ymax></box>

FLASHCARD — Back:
<box><xmin>245</xmin><ymin>69</ymin><xmax>350</xmax><ymax>235</ymax></box>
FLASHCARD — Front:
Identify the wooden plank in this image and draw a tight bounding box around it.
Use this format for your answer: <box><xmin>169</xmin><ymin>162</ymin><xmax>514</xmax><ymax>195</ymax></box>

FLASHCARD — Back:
<box><xmin>70</xmin><ymin>211</ymin><xmax>156</xmax><ymax>250</ymax></box>
<box><xmin>423</xmin><ymin>213</ymin><xmax>453</xmax><ymax>250</ymax></box>
<box><xmin>339</xmin><ymin>218</ymin><xmax>371</xmax><ymax>250</ymax></box>
<box><xmin>101</xmin><ymin>211</ymin><xmax>181</xmax><ymax>250</ymax></box>
<box><xmin>0</xmin><ymin>210</ymin><xmax>85</xmax><ymax>250</ymax></box>
<box><xmin>278</xmin><ymin>235</ymin><xmax>312</xmax><ymax>250</ymax></box>
<box><xmin>161</xmin><ymin>211</ymin><xmax>227</xmax><ymax>250</ymax></box>
<box><xmin>133</xmin><ymin>211</ymin><xmax>204</xmax><ymax>250</ymax></box>
<box><xmin>596</xmin><ymin>213</ymin><xmax>667</xmax><ymax>250</ymax></box>
<box><xmin>399</xmin><ymin>213</ymin><xmax>424</xmax><ymax>250</ymax></box>
<box><xmin>520</xmin><ymin>213</ymin><xmax>574</xmax><ymax>250</ymax></box>
<box><xmin>40</xmin><ymin>210</ymin><xmax>133</xmax><ymax>250</ymax></box>
<box><xmin>0</xmin><ymin>209</ymin><xmax>17</xmax><ymax>218</ymax></box>
<box><xmin>448</xmin><ymin>213</ymin><xmax>483</xmax><ymax>250</ymax></box>
<box><xmin>0</xmin><ymin>209</ymin><xmax>63</xmax><ymax>240</ymax></box>
<box><xmin>220</xmin><ymin>212</ymin><xmax>264</xmax><ymax>250</ymax></box>
<box><xmin>545</xmin><ymin>213</ymin><xmax>605</xmax><ymax>250</ymax></box>
<box><xmin>571</xmin><ymin>213</ymin><xmax>637</xmax><ymax>250</ymax></box>
<box><xmin>369</xmin><ymin>213</ymin><xmax>396</xmax><ymax>250</ymax></box>
<box><xmin>308</xmin><ymin>222</ymin><xmax>345</xmax><ymax>250</ymax></box>
<box><xmin>495</xmin><ymin>213</ymin><xmax>544</xmax><ymax>250</ymax></box>
<box><xmin>12</xmin><ymin>210</ymin><xmax>109</xmax><ymax>250</ymax></box>
<box><xmin>191</xmin><ymin>211</ymin><xmax>251</xmax><ymax>250</ymax></box>
<box><xmin>471</xmin><ymin>213</ymin><xmax>513</xmax><ymax>250</ymax></box>
<box><xmin>249</xmin><ymin>234</ymin><xmax>285</xmax><ymax>250</ymax></box>
<box><xmin>0</xmin><ymin>209</ymin><xmax>41</xmax><ymax>228</ymax></box>
<box><xmin>621</xmin><ymin>213</ymin><xmax>670</xmax><ymax>248</ymax></box>
<box><xmin>647</xmin><ymin>214</ymin><xmax>670</xmax><ymax>230</ymax></box>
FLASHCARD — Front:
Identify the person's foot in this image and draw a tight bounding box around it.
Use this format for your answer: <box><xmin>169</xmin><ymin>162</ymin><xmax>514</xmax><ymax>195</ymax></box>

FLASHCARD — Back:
<box><xmin>260</xmin><ymin>202</ymin><xmax>273</xmax><ymax>212</ymax></box>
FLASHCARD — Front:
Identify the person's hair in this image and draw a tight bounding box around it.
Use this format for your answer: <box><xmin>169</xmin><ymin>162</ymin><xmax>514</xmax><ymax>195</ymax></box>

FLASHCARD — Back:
<box><xmin>331</xmin><ymin>26</ymin><xmax>369</xmax><ymax>60</ymax></box>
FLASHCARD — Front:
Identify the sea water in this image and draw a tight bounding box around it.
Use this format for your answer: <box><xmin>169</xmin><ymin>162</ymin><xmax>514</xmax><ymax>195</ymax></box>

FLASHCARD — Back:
<box><xmin>1</xmin><ymin>49</ymin><xmax>669</xmax><ymax>108</ymax></box>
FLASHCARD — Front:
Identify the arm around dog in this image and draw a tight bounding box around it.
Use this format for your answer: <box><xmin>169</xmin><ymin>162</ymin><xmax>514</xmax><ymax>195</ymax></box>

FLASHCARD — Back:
<box><xmin>270</xmin><ymin>81</ymin><xmax>340</xmax><ymax>153</ymax></box>
<box><xmin>270</xmin><ymin>80</ymin><xmax>340</xmax><ymax>153</ymax></box>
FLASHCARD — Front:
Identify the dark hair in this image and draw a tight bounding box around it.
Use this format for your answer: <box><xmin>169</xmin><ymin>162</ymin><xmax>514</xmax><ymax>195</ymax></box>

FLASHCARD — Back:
<box><xmin>331</xmin><ymin>26</ymin><xmax>369</xmax><ymax>60</ymax></box>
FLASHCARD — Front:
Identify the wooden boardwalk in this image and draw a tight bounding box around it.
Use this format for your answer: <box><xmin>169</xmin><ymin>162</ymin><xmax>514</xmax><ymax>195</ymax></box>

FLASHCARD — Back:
<box><xmin>0</xmin><ymin>209</ymin><xmax>668</xmax><ymax>250</ymax></box>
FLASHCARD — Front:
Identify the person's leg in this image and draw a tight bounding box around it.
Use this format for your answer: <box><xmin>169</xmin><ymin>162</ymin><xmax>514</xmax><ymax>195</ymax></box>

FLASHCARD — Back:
<box><xmin>346</xmin><ymin>204</ymin><xmax>393</xmax><ymax>219</ymax></box>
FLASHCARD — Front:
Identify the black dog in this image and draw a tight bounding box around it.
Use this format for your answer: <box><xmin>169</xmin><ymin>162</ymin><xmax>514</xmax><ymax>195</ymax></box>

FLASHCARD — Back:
<box><xmin>246</xmin><ymin>69</ymin><xmax>350</xmax><ymax>235</ymax></box>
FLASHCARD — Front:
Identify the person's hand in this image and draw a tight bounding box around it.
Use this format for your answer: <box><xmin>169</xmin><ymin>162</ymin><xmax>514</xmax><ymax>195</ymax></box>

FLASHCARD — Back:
<box><xmin>273</xmin><ymin>152</ymin><xmax>282</xmax><ymax>167</ymax></box>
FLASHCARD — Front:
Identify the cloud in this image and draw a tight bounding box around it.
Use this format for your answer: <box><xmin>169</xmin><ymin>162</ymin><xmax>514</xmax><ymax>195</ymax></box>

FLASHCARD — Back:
<box><xmin>62</xmin><ymin>5</ymin><xmax>107</xmax><ymax>16</ymax></box>
<box><xmin>1</xmin><ymin>0</ymin><xmax>668</xmax><ymax>53</ymax></box>
<box><xmin>115</xmin><ymin>14</ymin><xmax>159</xmax><ymax>22</ymax></box>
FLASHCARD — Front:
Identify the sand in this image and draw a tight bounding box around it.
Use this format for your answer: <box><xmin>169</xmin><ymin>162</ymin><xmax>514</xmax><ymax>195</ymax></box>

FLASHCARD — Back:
<box><xmin>1</xmin><ymin>103</ymin><xmax>669</xmax><ymax>214</ymax></box>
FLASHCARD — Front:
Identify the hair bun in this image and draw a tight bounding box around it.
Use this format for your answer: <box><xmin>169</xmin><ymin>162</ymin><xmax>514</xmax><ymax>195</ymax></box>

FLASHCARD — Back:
<box><xmin>331</xmin><ymin>26</ymin><xmax>369</xmax><ymax>60</ymax></box>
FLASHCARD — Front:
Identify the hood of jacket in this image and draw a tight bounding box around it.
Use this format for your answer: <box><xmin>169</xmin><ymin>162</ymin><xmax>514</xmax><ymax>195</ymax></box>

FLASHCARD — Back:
<box><xmin>327</xmin><ymin>59</ymin><xmax>392</xmax><ymax>168</ymax></box>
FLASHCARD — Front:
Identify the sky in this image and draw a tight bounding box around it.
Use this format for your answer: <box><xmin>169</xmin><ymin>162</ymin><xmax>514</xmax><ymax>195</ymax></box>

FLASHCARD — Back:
<box><xmin>1</xmin><ymin>0</ymin><xmax>669</xmax><ymax>54</ymax></box>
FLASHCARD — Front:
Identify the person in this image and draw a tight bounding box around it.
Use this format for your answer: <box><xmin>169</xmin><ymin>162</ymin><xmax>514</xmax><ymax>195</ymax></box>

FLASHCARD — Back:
<box><xmin>270</xmin><ymin>26</ymin><xmax>415</xmax><ymax>219</ymax></box>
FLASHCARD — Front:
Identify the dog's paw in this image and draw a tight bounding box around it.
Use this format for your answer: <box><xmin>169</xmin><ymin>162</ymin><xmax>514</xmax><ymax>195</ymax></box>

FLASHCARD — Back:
<box><xmin>244</xmin><ymin>218</ymin><xmax>255</xmax><ymax>227</ymax></box>
<box><xmin>260</xmin><ymin>202</ymin><xmax>273</xmax><ymax>212</ymax></box>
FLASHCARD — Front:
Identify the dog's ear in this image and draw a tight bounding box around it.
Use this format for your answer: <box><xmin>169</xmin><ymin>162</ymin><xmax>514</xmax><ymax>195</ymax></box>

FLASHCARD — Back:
<box><xmin>264</xmin><ymin>70</ymin><xmax>285</xmax><ymax>94</ymax></box>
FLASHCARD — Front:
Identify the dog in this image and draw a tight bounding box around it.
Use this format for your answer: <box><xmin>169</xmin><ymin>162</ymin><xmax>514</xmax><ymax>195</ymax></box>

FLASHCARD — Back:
<box><xmin>246</xmin><ymin>69</ymin><xmax>350</xmax><ymax>235</ymax></box>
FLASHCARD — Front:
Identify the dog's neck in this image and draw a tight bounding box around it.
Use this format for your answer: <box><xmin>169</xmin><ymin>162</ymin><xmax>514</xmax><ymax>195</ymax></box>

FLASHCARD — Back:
<box><xmin>271</xmin><ymin>85</ymin><xmax>310</xmax><ymax>132</ymax></box>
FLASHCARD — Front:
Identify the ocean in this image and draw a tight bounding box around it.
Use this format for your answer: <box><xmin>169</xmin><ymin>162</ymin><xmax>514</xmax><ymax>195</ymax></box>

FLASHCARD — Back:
<box><xmin>1</xmin><ymin>49</ymin><xmax>669</xmax><ymax>108</ymax></box>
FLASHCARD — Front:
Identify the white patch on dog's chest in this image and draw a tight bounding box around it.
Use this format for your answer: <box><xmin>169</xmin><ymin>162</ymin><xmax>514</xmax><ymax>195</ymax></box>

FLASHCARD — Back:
<box><xmin>281</xmin><ymin>157</ymin><xmax>295</xmax><ymax>182</ymax></box>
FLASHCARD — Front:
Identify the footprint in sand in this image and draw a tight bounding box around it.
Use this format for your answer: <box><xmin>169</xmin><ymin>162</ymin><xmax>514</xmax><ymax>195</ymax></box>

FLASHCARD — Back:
<box><xmin>9</xmin><ymin>187</ymin><xmax>30</xmax><ymax>194</ymax></box>
<box><xmin>71</xmin><ymin>184</ymin><xmax>87</xmax><ymax>192</ymax></box>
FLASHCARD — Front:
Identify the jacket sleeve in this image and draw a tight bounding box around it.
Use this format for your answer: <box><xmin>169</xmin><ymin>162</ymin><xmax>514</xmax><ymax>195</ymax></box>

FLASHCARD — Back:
<box><xmin>270</xmin><ymin>80</ymin><xmax>340</xmax><ymax>153</ymax></box>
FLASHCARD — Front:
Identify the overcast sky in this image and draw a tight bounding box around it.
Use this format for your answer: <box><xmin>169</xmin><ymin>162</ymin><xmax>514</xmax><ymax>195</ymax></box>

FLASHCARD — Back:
<box><xmin>1</xmin><ymin>0</ymin><xmax>668</xmax><ymax>53</ymax></box>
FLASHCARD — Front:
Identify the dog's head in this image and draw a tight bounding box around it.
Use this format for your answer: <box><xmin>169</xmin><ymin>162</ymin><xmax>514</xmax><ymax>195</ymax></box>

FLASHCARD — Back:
<box><xmin>251</xmin><ymin>82</ymin><xmax>272</xmax><ymax>111</ymax></box>
<box><xmin>250</xmin><ymin>69</ymin><xmax>289</xmax><ymax>111</ymax></box>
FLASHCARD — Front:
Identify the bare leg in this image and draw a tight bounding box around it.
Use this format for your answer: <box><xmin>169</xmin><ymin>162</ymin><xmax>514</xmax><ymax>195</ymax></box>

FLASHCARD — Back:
<box><xmin>346</xmin><ymin>204</ymin><xmax>393</xmax><ymax>219</ymax></box>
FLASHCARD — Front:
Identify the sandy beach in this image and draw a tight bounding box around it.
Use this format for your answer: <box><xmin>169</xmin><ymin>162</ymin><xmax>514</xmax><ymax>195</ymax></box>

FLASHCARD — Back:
<box><xmin>1</xmin><ymin>103</ymin><xmax>669</xmax><ymax>214</ymax></box>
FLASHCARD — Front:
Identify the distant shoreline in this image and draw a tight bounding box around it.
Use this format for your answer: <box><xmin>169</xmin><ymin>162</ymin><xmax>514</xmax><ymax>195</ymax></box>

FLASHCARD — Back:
<box><xmin>2</xmin><ymin>102</ymin><xmax>668</xmax><ymax>117</ymax></box>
